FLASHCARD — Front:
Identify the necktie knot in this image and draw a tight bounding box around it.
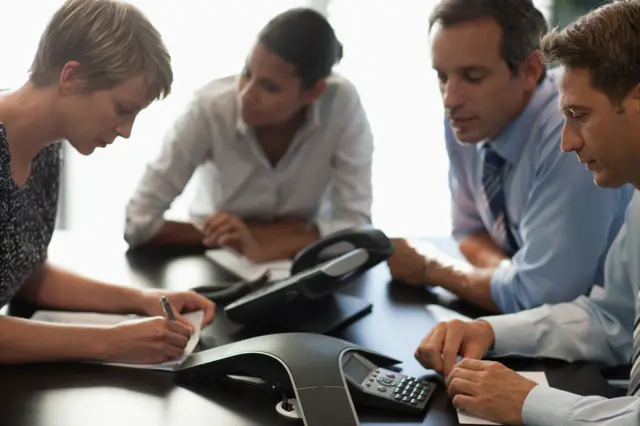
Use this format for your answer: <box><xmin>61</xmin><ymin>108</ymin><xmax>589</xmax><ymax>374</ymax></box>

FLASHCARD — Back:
<box><xmin>483</xmin><ymin>145</ymin><xmax>506</xmax><ymax>169</ymax></box>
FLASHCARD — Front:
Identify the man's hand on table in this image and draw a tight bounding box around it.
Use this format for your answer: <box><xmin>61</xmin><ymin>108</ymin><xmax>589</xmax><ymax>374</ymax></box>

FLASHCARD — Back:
<box><xmin>415</xmin><ymin>320</ymin><xmax>495</xmax><ymax>375</ymax></box>
<box><xmin>387</xmin><ymin>238</ymin><xmax>430</xmax><ymax>285</ymax></box>
<box><xmin>447</xmin><ymin>359</ymin><xmax>537</xmax><ymax>425</ymax></box>
<box><xmin>415</xmin><ymin>320</ymin><xmax>536</xmax><ymax>425</ymax></box>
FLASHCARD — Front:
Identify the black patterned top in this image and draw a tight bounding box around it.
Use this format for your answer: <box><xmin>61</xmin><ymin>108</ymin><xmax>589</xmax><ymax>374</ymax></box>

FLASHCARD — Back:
<box><xmin>0</xmin><ymin>123</ymin><xmax>60</xmax><ymax>308</ymax></box>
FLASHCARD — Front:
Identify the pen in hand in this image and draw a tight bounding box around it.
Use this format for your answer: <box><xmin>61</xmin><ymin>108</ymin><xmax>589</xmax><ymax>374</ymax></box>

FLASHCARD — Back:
<box><xmin>160</xmin><ymin>295</ymin><xmax>176</xmax><ymax>321</ymax></box>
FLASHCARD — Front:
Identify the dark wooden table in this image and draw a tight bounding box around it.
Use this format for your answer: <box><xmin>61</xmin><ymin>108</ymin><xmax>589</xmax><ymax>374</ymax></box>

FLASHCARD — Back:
<box><xmin>0</xmin><ymin>232</ymin><xmax>617</xmax><ymax>426</ymax></box>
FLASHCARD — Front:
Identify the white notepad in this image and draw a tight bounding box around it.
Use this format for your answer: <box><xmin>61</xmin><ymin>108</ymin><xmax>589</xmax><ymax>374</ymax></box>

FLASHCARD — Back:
<box><xmin>31</xmin><ymin>309</ymin><xmax>204</xmax><ymax>371</ymax></box>
<box><xmin>205</xmin><ymin>248</ymin><xmax>292</xmax><ymax>281</ymax></box>
<box><xmin>424</xmin><ymin>304</ymin><xmax>473</xmax><ymax>323</ymax></box>
<box><xmin>457</xmin><ymin>371</ymin><xmax>548</xmax><ymax>425</ymax></box>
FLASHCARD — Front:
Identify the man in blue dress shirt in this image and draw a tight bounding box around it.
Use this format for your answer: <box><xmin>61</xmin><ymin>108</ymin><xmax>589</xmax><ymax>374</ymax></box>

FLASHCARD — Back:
<box><xmin>387</xmin><ymin>0</ymin><xmax>634</xmax><ymax>314</ymax></box>
<box><xmin>415</xmin><ymin>2</ymin><xmax>640</xmax><ymax>424</ymax></box>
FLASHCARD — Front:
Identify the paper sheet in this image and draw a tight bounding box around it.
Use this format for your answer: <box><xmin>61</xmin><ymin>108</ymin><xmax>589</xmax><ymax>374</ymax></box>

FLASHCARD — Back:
<box><xmin>31</xmin><ymin>309</ymin><xmax>204</xmax><ymax>371</ymax></box>
<box><xmin>424</xmin><ymin>304</ymin><xmax>472</xmax><ymax>323</ymax></box>
<box><xmin>205</xmin><ymin>248</ymin><xmax>292</xmax><ymax>281</ymax></box>
<box><xmin>457</xmin><ymin>371</ymin><xmax>548</xmax><ymax>425</ymax></box>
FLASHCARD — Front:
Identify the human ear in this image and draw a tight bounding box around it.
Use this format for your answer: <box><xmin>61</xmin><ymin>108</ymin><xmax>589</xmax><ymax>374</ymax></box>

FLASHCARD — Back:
<box><xmin>522</xmin><ymin>51</ymin><xmax>544</xmax><ymax>90</ymax></box>
<box><xmin>58</xmin><ymin>61</ymin><xmax>86</xmax><ymax>95</ymax></box>
<box><xmin>302</xmin><ymin>79</ymin><xmax>327</xmax><ymax>104</ymax></box>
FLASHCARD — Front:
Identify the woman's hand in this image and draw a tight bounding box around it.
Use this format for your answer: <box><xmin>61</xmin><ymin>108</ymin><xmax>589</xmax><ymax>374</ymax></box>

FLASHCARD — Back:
<box><xmin>102</xmin><ymin>317</ymin><xmax>192</xmax><ymax>364</ymax></box>
<box><xmin>201</xmin><ymin>212</ymin><xmax>264</xmax><ymax>260</ymax></box>
<box><xmin>139</xmin><ymin>289</ymin><xmax>215</xmax><ymax>328</ymax></box>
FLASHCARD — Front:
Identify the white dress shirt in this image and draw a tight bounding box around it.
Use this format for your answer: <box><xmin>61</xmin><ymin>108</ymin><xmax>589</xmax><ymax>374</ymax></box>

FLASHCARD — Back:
<box><xmin>482</xmin><ymin>191</ymin><xmax>640</xmax><ymax>425</ymax></box>
<box><xmin>124</xmin><ymin>74</ymin><xmax>374</xmax><ymax>247</ymax></box>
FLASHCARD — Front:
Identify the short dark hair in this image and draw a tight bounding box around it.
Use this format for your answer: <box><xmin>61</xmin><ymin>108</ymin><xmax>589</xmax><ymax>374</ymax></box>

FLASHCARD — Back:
<box><xmin>258</xmin><ymin>8</ymin><xmax>343</xmax><ymax>88</ymax></box>
<box><xmin>541</xmin><ymin>1</ymin><xmax>640</xmax><ymax>107</ymax></box>
<box><xmin>429</xmin><ymin>0</ymin><xmax>548</xmax><ymax>81</ymax></box>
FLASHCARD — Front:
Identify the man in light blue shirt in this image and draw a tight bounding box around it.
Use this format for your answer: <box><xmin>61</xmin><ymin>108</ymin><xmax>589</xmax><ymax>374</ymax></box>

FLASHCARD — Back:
<box><xmin>414</xmin><ymin>2</ymin><xmax>640</xmax><ymax>424</ymax></box>
<box><xmin>387</xmin><ymin>0</ymin><xmax>633</xmax><ymax>313</ymax></box>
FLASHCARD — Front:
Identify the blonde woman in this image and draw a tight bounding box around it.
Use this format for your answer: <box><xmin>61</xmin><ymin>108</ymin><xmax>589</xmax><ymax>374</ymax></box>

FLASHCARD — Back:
<box><xmin>0</xmin><ymin>0</ymin><xmax>214</xmax><ymax>365</ymax></box>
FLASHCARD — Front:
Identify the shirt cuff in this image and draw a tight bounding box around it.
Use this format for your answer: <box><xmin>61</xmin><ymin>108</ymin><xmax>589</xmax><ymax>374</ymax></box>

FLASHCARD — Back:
<box><xmin>489</xmin><ymin>262</ymin><xmax>519</xmax><ymax>313</ymax></box>
<box><xmin>480</xmin><ymin>311</ymin><xmax>543</xmax><ymax>356</ymax></box>
<box><xmin>522</xmin><ymin>385</ymin><xmax>580</xmax><ymax>426</ymax></box>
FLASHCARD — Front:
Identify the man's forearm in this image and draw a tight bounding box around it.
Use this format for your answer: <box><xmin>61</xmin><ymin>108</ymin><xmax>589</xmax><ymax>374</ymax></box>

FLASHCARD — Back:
<box><xmin>248</xmin><ymin>220</ymin><xmax>319</xmax><ymax>261</ymax></box>
<box><xmin>16</xmin><ymin>262</ymin><xmax>146</xmax><ymax>314</ymax></box>
<box><xmin>0</xmin><ymin>315</ymin><xmax>108</xmax><ymax>364</ymax></box>
<box><xmin>427</xmin><ymin>260</ymin><xmax>500</xmax><ymax>312</ymax></box>
<box><xmin>459</xmin><ymin>232</ymin><xmax>508</xmax><ymax>268</ymax></box>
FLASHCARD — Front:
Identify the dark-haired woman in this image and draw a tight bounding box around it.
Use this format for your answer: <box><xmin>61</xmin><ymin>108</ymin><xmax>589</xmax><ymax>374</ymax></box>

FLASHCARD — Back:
<box><xmin>125</xmin><ymin>8</ymin><xmax>374</xmax><ymax>262</ymax></box>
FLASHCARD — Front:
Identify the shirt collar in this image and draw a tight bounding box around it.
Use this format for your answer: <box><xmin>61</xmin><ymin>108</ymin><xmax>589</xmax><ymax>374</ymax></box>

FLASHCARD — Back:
<box><xmin>481</xmin><ymin>72</ymin><xmax>559</xmax><ymax>165</ymax></box>
<box><xmin>235</xmin><ymin>109</ymin><xmax>250</xmax><ymax>136</ymax></box>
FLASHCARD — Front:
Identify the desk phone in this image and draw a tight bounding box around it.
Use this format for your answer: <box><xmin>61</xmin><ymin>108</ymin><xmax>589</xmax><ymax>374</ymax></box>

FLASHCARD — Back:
<box><xmin>342</xmin><ymin>352</ymin><xmax>436</xmax><ymax>414</ymax></box>
<box><xmin>201</xmin><ymin>227</ymin><xmax>393</xmax><ymax>332</ymax></box>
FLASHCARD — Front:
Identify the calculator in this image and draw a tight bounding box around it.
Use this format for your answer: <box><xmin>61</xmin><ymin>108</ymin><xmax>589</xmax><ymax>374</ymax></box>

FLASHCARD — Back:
<box><xmin>341</xmin><ymin>352</ymin><xmax>437</xmax><ymax>414</ymax></box>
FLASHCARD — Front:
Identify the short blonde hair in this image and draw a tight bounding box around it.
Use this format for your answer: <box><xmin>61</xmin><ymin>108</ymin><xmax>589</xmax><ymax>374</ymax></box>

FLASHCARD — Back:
<box><xmin>30</xmin><ymin>0</ymin><xmax>172</xmax><ymax>100</ymax></box>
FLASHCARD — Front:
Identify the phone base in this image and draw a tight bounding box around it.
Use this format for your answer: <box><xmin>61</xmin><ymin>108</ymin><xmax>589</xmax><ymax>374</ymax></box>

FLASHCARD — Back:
<box><xmin>176</xmin><ymin>333</ymin><xmax>402</xmax><ymax>426</ymax></box>
<box><xmin>236</xmin><ymin>293</ymin><xmax>373</xmax><ymax>335</ymax></box>
<box><xmin>275</xmin><ymin>398</ymin><xmax>302</xmax><ymax>420</ymax></box>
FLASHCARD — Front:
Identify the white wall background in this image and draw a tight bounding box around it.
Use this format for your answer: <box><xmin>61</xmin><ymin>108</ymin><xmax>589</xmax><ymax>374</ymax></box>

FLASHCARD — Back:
<box><xmin>0</xmin><ymin>0</ymin><xmax>552</xmax><ymax>239</ymax></box>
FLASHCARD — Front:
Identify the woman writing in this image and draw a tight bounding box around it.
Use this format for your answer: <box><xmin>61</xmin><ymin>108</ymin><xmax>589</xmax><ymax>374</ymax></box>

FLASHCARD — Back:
<box><xmin>0</xmin><ymin>0</ymin><xmax>214</xmax><ymax>365</ymax></box>
<box><xmin>125</xmin><ymin>8</ymin><xmax>374</xmax><ymax>262</ymax></box>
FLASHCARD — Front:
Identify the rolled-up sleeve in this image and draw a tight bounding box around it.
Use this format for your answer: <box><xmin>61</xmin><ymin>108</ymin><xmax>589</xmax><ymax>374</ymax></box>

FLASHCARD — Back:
<box><xmin>315</xmin><ymin>84</ymin><xmax>373</xmax><ymax>237</ymax></box>
<box><xmin>489</xmin><ymin>135</ymin><xmax>629</xmax><ymax>313</ymax></box>
<box><xmin>445</xmin><ymin>123</ymin><xmax>487</xmax><ymax>241</ymax></box>
<box><xmin>124</xmin><ymin>99</ymin><xmax>213</xmax><ymax>247</ymax></box>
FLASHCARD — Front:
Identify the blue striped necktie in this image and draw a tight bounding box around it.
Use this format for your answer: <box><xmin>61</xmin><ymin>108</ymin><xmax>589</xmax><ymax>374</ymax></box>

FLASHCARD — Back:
<box><xmin>481</xmin><ymin>145</ymin><xmax>518</xmax><ymax>254</ymax></box>
<box><xmin>628</xmin><ymin>292</ymin><xmax>640</xmax><ymax>396</ymax></box>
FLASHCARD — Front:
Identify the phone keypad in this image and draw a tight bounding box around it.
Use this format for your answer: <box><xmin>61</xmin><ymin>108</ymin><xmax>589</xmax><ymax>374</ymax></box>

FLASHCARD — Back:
<box><xmin>360</xmin><ymin>368</ymin><xmax>436</xmax><ymax>412</ymax></box>
<box><xmin>394</xmin><ymin>377</ymin><xmax>430</xmax><ymax>403</ymax></box>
